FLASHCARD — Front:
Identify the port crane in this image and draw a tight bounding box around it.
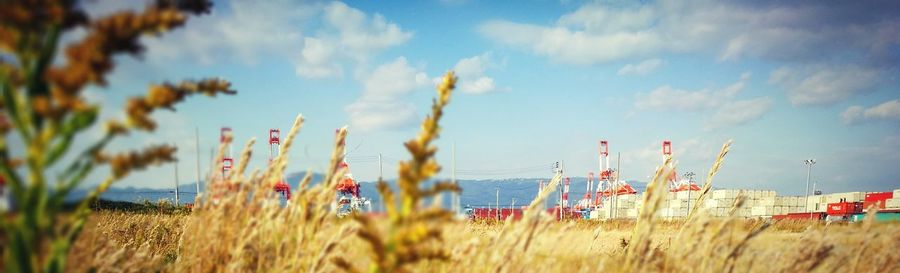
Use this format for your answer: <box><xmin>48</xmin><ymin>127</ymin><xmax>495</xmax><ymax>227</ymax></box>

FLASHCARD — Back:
<box><xmin>663</xmin><ymin>140</ymin><xmax>700</xmax><ymax>192</ymax></box>
<box><xmin>597</xmin><ymin>140</ymin><xmax>637</xmax><ymax>199</ymax></box>
<box><xmin>268</xmin><ymin>129</ymin><xmax>292</xmax><ymax>199</ymax></box>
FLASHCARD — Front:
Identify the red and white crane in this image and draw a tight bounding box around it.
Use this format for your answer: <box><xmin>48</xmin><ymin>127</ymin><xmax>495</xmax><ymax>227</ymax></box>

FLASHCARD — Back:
<box><xmin>269</xmin><ymin>129</ymin><xmax>292</xmax><ymax>199</ymax></box>
<box><xmin>220</xmin><ymin>127</ymin><xmax>234</xmax><ymax>179</ymax></box>
<box><xmin>663</xmin><ymin>140</ymin><xmax>700</xmax><ymax>192</ymax></box>
<box><xmin>574</xmin><ymin>172</ymin><xmax>597</xmax><ymax>210</ymax></box>
<box><xmin>333</xmin><ymin>129</ymin><xmax>371</xmax><ymax>216</ymax></box>
<box><xmin>597</xmin><ymin>140</ymin><xmax>637</xmax><ymax>198</ymax></box>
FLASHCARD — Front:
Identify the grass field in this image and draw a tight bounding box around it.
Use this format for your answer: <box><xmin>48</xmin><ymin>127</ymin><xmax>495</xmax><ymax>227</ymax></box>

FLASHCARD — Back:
<box><xmin>66</xmin><ymin>209</ymin><xmax>899</xmax><ymax>273</ymax></box>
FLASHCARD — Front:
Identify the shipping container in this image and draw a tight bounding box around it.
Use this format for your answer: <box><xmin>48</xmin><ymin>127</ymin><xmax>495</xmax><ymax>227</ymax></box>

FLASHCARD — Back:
<box><xmin>849</xmin><ymin>211</ymin><xmax>900</xmax><ymax>222</ymax></box>
<box><xmin>826</xmin><ymin>202</ymin><xmax>863</xmax><ymax>216</ymax></box>
<box><xmin>887</xmin><ymin>198</ymin><xmax>900</xmax><ymax>209</ymax></box>
<box><xmin>470</xmin><ymin>208</ymin><xmax>524</xmax><ymax>221</ymax></box>
<box><xmin>863</xmin><ymin>192</ymin><xmax>893</xmax><ymax>211</ymax></box>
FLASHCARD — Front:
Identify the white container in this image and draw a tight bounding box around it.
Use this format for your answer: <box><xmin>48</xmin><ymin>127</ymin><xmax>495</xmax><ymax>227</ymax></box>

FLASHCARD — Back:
<box><xmin>712</xmin><ymin>190</ymin><xmax>730</xmax><ymax>199</ymax></box>
<box><xmin>774</xmin><ymin>197</ymin><xmax>785</xmax><ymax>206</ymax></box>
<box><xmin>589</xmin><ymin>210</ymin><xmax>602</xmax><ymax>219</ymax></box>
<box><xmin>669</xmin><ymin>200</ymin><xmax>688</xmax><ymax>208</ymax></box>
<box><xmin>751</xmin><ymin>206</ymin><xmax>773</xmax><ymax>216</ymax></box>
<box><xmin>886</xmin><ymin>198</ymin><xmax>900</xmax><ymax>209</ymax></box>
<box><xmin>825</xmin><ymin>194</ymin><xmax>841</xmax><ymax>204</ymax></box>
<box><xmin>757</xmin><ymin>197</ymin><xmax>775</xmax><ymax>206</ymax></box>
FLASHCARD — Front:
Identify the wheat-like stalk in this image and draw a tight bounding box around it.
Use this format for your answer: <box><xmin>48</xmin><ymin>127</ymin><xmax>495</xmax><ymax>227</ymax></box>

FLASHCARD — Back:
<box><xmin>686</xmin><ymin>140</ymin><xmax>732</xmax><ymax>220</ymax></box>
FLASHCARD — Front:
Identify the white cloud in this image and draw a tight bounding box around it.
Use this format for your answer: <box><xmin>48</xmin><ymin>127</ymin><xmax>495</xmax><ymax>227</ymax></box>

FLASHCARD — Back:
<box><xmin>618</xmin><ymin>58</ymin><xmax>664</xmax><ymax>76</ymax></box>
<box><xmin>362</xmin><ymin>57</ymin><xmax>428</xmax><ymax>99</ymax></box>
<box><xmin>140</xmin><ymin>0</ymin><xmax>317</xmax><ymax>65</ymax></box>
<box><xmin>478</xmin><ymin>1</ymin><xmax>900</xmax><ymax>66</ymax></box>
<box><xmin>346</xmin><ymin>57</ymin><xmax>429</xmax><ymax>131</ymax></box>
<box><xmin>345</xmin><ymin>100</ymin><xmax>418</xmax><ymax>131</ymax></box>
<box><xmin>294</xmin><ymin>37</ymin><xmax>342</xmax><ymax>78</ymax></box>
<box><xmin>842</xmin><ymin>99</ymin><xmax>900</xmax><ymax>125</ymax></box>
<box><xmin>635</xmin><ymin>72</ymin><xmax>750</xmax><ymax>111</ymax></box>
<box><xmin>445</xmin><ymin>53</ymin><xmax>502</xmax><ymax>94</ymax></box>
<box><xmin>479</xmin><ymin>20</ymin><xmax>661</xmax><ymax>65</ymax></box>
<box><xmin>705</xmin><ymin>97</ymin><xmax>773</xmax><ymax>130</ymax></box>
<box><xmin>296</xmin><ymin>2</ymin><xmax>413</xmax><ymax>78</ymax></box>
<box><xmin>88</xmin><ymin>1</ymin><xmax>413</xmax><ymax>79</ymax></box>
<box><xmin>769</xmin><ymin>65</ymin><xmax>883</xmax><ymax>106</ymax></box>
<box><xmin>634</xmin><ymin>73</ymin><xmax>770</xmax><ymax>129</ymax></box>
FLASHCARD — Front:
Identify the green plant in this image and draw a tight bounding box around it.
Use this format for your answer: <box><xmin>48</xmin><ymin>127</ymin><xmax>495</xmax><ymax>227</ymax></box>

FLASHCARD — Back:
<box><xmin>0</xmin><ymin>1</ymin><xmax>233</xmax><ymax>272</ymax></box>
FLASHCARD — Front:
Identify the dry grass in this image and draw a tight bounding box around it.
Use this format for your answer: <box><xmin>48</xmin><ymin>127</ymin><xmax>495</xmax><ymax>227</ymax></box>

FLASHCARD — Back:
<box><xmin>70</xmin><ymin>211</ymin><xmax>899</xmax><ymax>273</ymax></box>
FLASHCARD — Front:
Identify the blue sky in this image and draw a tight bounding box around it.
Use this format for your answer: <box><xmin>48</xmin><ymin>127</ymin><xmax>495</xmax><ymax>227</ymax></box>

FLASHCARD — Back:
<box><xmin>69</xmin><ymin>0</ymin><xmax>899</xmax><ymax>195</ymax></box>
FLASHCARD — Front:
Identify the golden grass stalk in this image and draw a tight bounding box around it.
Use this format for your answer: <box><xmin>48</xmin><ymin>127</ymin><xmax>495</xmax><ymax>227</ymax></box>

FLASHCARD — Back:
<box><xmin>344</xmin><ymin>71</ymin><xmax>458</xmax><ymax>273</ymax></box>
<box><xmin>686</xmin><ymin>140</ymin><xmax>732</xmax><ymax>221</ymax></box>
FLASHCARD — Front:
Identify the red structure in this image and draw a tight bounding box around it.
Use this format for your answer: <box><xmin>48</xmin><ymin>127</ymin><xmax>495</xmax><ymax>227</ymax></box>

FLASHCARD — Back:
<box><xmin>598</xmin><ymin>141</ymin><xmax>611</xmax><ymax>180</ymax></box>
<box><xmin>546</xmin><ymin>206</ymin><xmax>583</xmax><ymax>220</ymax></box>
<box><xmin>596</xmin><ymin>140</ymin><xmax>638</xmax><ymax>199</ymax></box>
<box><xmin>471</xmin><ymin>208</ymin><xmax>524</xmax><ymax>221</ymax></box>
<box><xmin>662</xmin><ymin>140</ymin><xmax>679</xmax><ymax>183</ymax></box>
<box><xmin>599</xmin><ymin>184</ymin><xmax>638</xmax><ymax>196</ymax></box>
<box><xmin>864</xmin><ymin>192</ymin><xmax>893</xmax><ymax>210</ymax></box>
<box><xmin>268</xmin><ymin>129</ymin><xmax>292</xmax><ymax>199</ymax></box>
<box><xmin>827</xmin><ymin>202</ymin><xmax>863</xmax><ymax>216</ymax></box>
<box><xmin>670</xmin><ymin>183</ymin><xmax>701</xmax><ymax>192</ymax></box>
<box><xmin>220</xmin><ymin>127</ymin><xmax>233</xmax><ymax>178</ymax></box>
<box><xmin>586</xmin><ymin>172</ymin><xmax>594</xmax><ymax>201</ymax></box>
<box><xmin>335</xmin><ymin>162</ymin><xmax>361</xmax><ymax>199</ymax></box>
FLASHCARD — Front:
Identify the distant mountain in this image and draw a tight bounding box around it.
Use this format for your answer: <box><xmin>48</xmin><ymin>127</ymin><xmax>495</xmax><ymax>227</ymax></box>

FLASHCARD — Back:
<box><xmin>85</xmin><ymin>172</ymin><xmax>647</xmax><ymax>210</ymax></box>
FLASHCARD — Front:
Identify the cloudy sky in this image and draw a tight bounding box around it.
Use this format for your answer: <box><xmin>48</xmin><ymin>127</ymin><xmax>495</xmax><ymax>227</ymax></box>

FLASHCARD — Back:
<box><xmin>73</xmin><ymin>0</ymin><xmax>899</xmax><ymax>195</ymax></box>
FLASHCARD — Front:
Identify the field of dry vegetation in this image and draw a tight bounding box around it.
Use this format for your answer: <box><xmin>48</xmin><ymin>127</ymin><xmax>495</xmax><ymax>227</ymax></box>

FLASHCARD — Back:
<box><xmin>68</xmin><ymin>209</ymin><xmax>898</xmax><ymax>273</ymax></box>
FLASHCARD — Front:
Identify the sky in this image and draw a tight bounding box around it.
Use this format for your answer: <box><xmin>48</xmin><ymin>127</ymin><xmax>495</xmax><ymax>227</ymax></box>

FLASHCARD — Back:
<box><xmin>62</xmin><ymin>0</ymin><xmax>900</xmax><ymax>196</ymax></box>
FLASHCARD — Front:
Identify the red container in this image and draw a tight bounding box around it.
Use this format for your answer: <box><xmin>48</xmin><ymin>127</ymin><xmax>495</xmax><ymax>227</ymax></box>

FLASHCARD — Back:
<box><xmin>545</xmin><ymin>207</ymin><xmax>582</xmax><ymax>220</ymax></box>
<box><xmin>471</xmin><ymin>208</ymin><xmax>523</xmax><ymax>221</ymax></box>
<box><xmin>863</xmin><ymin>192</ymin><xmax>893</xmax><ymax>210</ymax></box>
<box><xmin>827</xmin><ymin>202</ymin><xmax>863</xmax><ymax>216</ymax></box>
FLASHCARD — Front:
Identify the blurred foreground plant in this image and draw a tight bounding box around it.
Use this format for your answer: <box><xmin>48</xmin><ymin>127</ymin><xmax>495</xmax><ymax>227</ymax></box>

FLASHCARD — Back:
<box><xmin>0</xmin><ymin>1</ymin><xmax>234</xmax><ymax>272</ymax></box>
<box><xmin>334</xmin><ymin>72</ymin><xmax>460</xmax><ymax>273</ymax></box>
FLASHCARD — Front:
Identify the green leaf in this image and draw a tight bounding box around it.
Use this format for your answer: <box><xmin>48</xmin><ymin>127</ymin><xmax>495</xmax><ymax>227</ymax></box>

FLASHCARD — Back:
<box><xmin>46</xmin><ymin>107</ymin><xmax>98</xmax><ymax>166</ymax></box>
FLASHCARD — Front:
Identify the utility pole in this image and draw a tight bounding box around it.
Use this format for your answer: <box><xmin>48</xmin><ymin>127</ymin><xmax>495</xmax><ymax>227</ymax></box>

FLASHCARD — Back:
<box><xmin>804</xmin><ymin>159</ymin><xmax>816</xmax><ymax>215</ymax></box>
<box><xmin>684</xmin><ymin>171</ymin><xmax>695</xmax><ymax>213</ymax></box>
<box><xmin>555</xmin><ymin>162</ymin><xmax>561</xmax><ymax>221</ymax></box>
<box><xmin>174</xmin><ymin>158</ymin><xmax>180</xmax><ymax>205</ymax></box>
<box><xmin>496</xmin><ymin>186</ymin><xmax>500</xmax><ymax>221</ymax></box>
<box><xmin>378</xmin><ymin>153</ymin><xmax>383</xmax><ymax>180</ymax></box>
<box><xmin>613</xmin><ymin>152</ymin><xmax>621</xmax><ymax>219</ymax></box>
<box><xmin>451</xmin><ymin>143</ymin><xmax>457</xmax><ymax>215</ymax></box>
<box><xmin>195</xmin><ymin>127</ymin><xmax>201</xmax><ymax>199</ymax></box>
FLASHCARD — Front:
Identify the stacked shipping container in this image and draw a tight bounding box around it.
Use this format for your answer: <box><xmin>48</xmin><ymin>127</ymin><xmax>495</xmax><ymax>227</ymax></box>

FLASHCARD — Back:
<box><xmin>586</xmin><ymin>188</ymin><xmax>900</xmax><ymax>220</ymax></box>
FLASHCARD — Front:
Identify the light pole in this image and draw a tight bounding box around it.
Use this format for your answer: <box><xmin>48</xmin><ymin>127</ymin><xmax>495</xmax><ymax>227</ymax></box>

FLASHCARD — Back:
<box><xmin>684</xmin><ymin>172</ymin><xmax>695</xmax><ymax>212</ymax></box>
<box><xmin>804</xmin><ymin>159</ymin><xmax>816</xmax><ymax>214</ymax></box>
